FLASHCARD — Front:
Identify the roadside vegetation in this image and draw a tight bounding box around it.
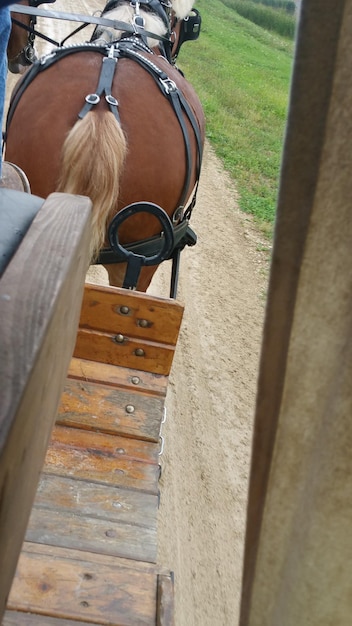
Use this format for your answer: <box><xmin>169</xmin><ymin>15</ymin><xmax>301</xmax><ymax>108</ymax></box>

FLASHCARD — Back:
<box><xmin>177</xmin><ymin>0</ymin><xmax>297</xmax><ymax>235</ymax></box>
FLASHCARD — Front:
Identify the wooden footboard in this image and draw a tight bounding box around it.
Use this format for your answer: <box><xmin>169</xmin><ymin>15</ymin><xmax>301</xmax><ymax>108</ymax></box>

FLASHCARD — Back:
<box><xmin>4</xmin><ymin>283</ymin><xmax>183</xmax><ymax>625</ymax></box>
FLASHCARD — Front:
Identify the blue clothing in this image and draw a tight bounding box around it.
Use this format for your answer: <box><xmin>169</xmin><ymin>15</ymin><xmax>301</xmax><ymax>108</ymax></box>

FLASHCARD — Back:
<box><xmin>0</xmin><ymin>5</ymin><xmax>10</xmax><ymax>174</ymax></box>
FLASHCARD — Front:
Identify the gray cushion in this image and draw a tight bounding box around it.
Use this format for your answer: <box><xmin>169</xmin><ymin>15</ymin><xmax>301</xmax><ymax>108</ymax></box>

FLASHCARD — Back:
<box><xmin>0</xmin><ymin>189</ymin><xmax>44</xmax><ymax>277</ymax></box>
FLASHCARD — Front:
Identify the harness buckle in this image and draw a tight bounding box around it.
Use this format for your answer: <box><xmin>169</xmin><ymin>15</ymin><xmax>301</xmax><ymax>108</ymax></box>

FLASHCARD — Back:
<box><xmin>85</xmin><ymin>93</ymin><xmax>100</xmax><ymax>105</ymax></box>
<box><xmin>159</xmin><ymin>77</ymin><xmax>177</xmax><ymax>94</ymax></box>
<box><xmin>107</xmin><ymin>44</ymin><xmax>117</xmax><ymax>59</ymax></box>
<box><xmin>133</xmin><ymin>15</ymin><xmax>145</xmax><ymax>28</ymax></box>
<box><xmin>106</xmin><ymin>94</ymin><xmax>118</xmax><ymax>107</ymax></box>
<box><xmin>172</xmin><ymin>206</ymin><xmax>183</xmax><ymax>223</ymax></box>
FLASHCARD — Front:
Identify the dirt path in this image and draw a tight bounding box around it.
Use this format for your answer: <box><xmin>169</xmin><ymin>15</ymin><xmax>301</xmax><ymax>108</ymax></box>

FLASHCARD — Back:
<box><xmin>150</xmin><ymin>142</ymin><xmax>269</xmax><ymax>625</ymax></box>
<box><xmin>88</xmin><ymin>142</ymin><xmax>268</xmax><ymax>625</ymax></box>
<box><xmin>6</xmin><ymin>4</ymin><xmax>270</xmax><ymax>623</ymax></box>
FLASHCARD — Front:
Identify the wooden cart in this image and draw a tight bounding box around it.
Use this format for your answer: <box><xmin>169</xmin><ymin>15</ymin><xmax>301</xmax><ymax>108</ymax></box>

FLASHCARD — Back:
<box><xmin>1</xmin><ymin>192</ymin><xmax>181</xmax><ymax>625</ymax></box>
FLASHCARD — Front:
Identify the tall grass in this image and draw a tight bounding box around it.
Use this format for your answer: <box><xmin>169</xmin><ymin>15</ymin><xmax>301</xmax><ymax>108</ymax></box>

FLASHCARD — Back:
<box><xmin>251</xmin><ymin>0</ymin><xmax>296</xmax><ymax>12</ymax></box>
<box><xmin>221</xmin><ymin>0</ymin><xmax>296</xmax><ymax>38</ymax></box>
<box><xmin>177</xmin><ymin>0</ymin><xmax>295</xmax><ymax>233</ymax></box>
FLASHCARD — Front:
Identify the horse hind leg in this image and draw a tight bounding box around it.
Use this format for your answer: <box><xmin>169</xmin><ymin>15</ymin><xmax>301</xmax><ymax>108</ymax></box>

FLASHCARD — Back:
<box><xmin>105</xmin><ymin>263</ymin><xmax>158</xmax><ymax>292</ymax></box>
<box><xmin>105</xmin><ymin>263</ymin><xmax>127</xmax><ymax>289</ymax></box>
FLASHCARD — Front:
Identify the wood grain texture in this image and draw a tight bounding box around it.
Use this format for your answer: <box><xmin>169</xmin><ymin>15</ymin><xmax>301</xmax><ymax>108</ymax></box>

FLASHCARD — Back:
<box><xmin>240</xmin><ymin>2</ymin><xmax>352</xmax><ymax>624</ymax></box>
<box><xmin>73</xmin><ymin>284</ymin><xmax>184</xmax><ymax>376</ymax></box>
<box><xmin>74</xmin><ymin>328</ymin><xmax>176</xmax><ymax>375</ymax></box>
<box><xmin>33</xmin><ymin>474</ymin><xmax>158</xmax><ymax>528</ymax></box>
<box><xmin>0</xmin><ymin>192</ymin><xmax>92</xmax><ymax>620</ymax></box>
<box><xmin>3</xmin><ymin>612</ymin><xmax>94</xmax><ymax>626</ymax></box>
<box><xmin>43</xmin><ymin>425</ymin><xmax>160</xmax><ymax>493</ymax></box>
<box><xmin>67</xmin><ymin>356</ymin><xmax>168</xmax><ymax>397</ymax></box>
<box><xmin>7</xmin><ymin>543</ymin><xmax>158</xmax><ymax>625</ymax></box>
<box><xmin>26</xmin><ymin>507</ymin><xmax>157</xmax><ymax>562</ymax></box>
<box><xmin>81</xmin><ymin>283</ymin><xmax>184</xmax><ymax>344</ymax></box>
<box><xmin>12</xmin><ymin>541</ymin><xmax>160</xmax><ymax>571</ymax></box>
<box><xmin>157</xmin><ymin>574</ymin><xmax>174</xmax><ymax>626</ymax></box>
<box><xmin>58</xmin><ymin>378</ymin><xmax>165</xmax><ymax>441</ymax></box>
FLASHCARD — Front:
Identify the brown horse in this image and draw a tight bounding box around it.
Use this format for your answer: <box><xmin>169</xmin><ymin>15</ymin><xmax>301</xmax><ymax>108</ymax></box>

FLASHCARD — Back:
<box><xmin>7</xmin><ymin>1</ymin><xmax>34</xmax><ymax>74</ymax></box>
<box><xmin>7</xmin><ymin>0</ymin><xmax>56</xmax><ymax>73</ymax></box>
<box><xmin>5</xmin><ymin>0</ymin><xmax>205</xmax><ymax>293</ymax></box>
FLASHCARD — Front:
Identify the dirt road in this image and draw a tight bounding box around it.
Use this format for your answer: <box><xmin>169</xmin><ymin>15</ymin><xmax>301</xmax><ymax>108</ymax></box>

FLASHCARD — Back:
<box><xmin>151</xmin><ymin>142</ymin><xmax>268</xmax><ymax>625</ymax></box>
<box><xmin>6</xmin><ymin>3</ymin><xmax>270</xmax><ymax>623</ymax></box>
<box><xmin>88</xmin><ymin>141</ymin><xmax>268</xmax><ymax>625</ymax></box>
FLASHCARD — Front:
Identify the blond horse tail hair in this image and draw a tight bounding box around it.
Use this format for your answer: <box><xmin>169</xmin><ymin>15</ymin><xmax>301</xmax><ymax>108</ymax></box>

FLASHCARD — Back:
<box><xmin>56</xmin><ymin>111</ymin><xmax>127</xmax><ymax>261</ymax></box>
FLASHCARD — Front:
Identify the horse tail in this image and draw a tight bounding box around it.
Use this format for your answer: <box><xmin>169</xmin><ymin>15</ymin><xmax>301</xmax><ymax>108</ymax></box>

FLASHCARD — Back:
<box><xmin>56</xmin><ymin>111</ymin><xmax>127</xmax><ymax>261</ymax></box>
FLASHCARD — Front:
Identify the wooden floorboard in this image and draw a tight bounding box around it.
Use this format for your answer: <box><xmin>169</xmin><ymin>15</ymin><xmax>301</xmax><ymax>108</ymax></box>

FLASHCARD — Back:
<box><xmin>5</xmin><ymin>285</ymin><xmax>180</xmax><ymax>624</ymax></box>
<box><xmin>33</xmin><ymin>474</ymin><xmax>158</xmax><ymax>528</ymax></box>
<box><xmin>3</xmin><ymin>613</ymin><xmax>95</xmax><ymax>625</ymax></box>
<box><xmin>67</xmin><ymin>357</ymin><xmax>168</xmax><ymax>397</ymax></box>
<box><xmin>25</xmin><ymin>507</ymin><xmax>157</xmax><ymax>563</ymax></box>
<box><xmin>6</xmin><ymin>544</ymin><xmax>159</xmax><ymax>625</ymax></box>
<box><xmin>43</xmin><ymin>424</ymin><xmax>160</xmax><ymax>494</ymax></box>
<box><xmin>58</xmin><ymin>378</ymin><xmax>165</xmax><ymax>441</ymax></box>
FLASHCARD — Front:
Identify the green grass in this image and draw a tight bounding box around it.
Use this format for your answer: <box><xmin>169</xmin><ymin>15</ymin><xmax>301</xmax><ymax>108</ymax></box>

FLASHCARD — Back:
<box><xmin>177</xmin><ymin>0</ymin><xmax>296</xmax><ymax>233</ymax></box>
<box><xmin>221</xmin><ymin>0</ymin><xmax>296</xmax><ymax>38</ymax></box>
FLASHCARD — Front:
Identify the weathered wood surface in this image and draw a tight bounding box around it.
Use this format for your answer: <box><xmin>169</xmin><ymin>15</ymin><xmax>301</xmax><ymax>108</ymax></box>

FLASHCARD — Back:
<box><xmin>6</xmin><ymin>543</ymin><xmax>160</xmax><ymax>625</ymax></box>
<box><xmin>68</xmin><ymin>356</ymin><xmax>168</xmax><ymax>396</ymax></box>
<box><xmin>79</xmin><ymin>283</ymin><xmax>184</xmax><ymax>345</ymax></box>
<box><xmin>157</xmin><ymin>575</ymin><xmax>175</xmax><ymax>626</ymax></box>
<box><xmin>74</xmin><ymin>283</ymin><xmax>184</xmax><ymax>375</ymax></box>
<box><xmin>44</xmin><ymin>424</ymin><xmax>160</xmax><ymax>492</ymax></box>
<box><xmin>240</xmin><ymin>1</ymin><xmax>352</xmax><ymax>624</ymax></box>
<box><xmin>0</xmin><ymin>192</ymin><xmax>92</xmax><ymax>620</ymax></box>
<box><xmin>32</xmin><ymin>474</ymin><xmax>158</xmax><ymax>527</ymax></box>
<box><xmin>74</xmin><ymin>328</ymin><xmax>177</xmax><ymax>375</ymax></box>
<box><xmin>5</xmin><ymin>284</ymin><xmax>181</xmax><ymax>624</ymax></box>
<box><xmin>26</xmin><ymin>506</ymin><xmax>157</xmax><ymax>562</ymax></box>
<box><xmin>58</xmin><ymin>378</ymin><xmax>165</xmax><ymax>440</ymax></box>
<box><xmin>4</xmin><ymin>613</ymin><xmax>94</xmax><ymax>625</ymax></box>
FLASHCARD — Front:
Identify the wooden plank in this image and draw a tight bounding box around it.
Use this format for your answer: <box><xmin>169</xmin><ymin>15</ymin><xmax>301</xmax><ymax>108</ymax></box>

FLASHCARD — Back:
<box><xmin>3</xmin><ymin>613</ymin><xmax>94</xmax><ymax>626</ymax></box>
<box><xmin>13</xmin><ymin>541</ymin><xmax>160</xmax><ymax>571</ymax></box>
<box><xmin>240</xmin><ymin>2</ymin><xmax>352</xmax><ymax>625</ymax></box>
<box><xmin>68</xmin><ymin>357</ymin><xmax>168</xmax><ymax>397</ymax></box>
<box><xmin>0</xmin><ymin>192</ymin><xmax>92</xmax><ymax>620</ymax></box>
<box><xmin>81</xmin><ymin>283</ymin><xmax>184</xmax><ymax>344</ymax></box>
<box><xmin>157</xmin><ymin>574</ymin><xmax>174</xmax><ymax>626</ymax></box>
<box><xmin>44</xmin><ymin>425</ymin><xmax>160</xmax><ymax>493</ymax></box>
<box><xmin>34</xmin><ymin>474</ymin><xmax>158</xmax><ymax>530</ymax></box>
<box><xmin>58</xmin><ymin>378</ymin><xmax>165</xmax><ymax>441</ymax></box>
<box><xmin>74</xmin><ymin>327</ymin><xmax>176</xmax><ymax>375</ymax></box>
<box><xmin>26</xmin><ymin>507</ymin><xmax>157</xmax><ymax>562</ymax></box>
<box><xmin>7</xmin><ymin>543</ymin><xmax>158</xmax><ymax>625</ymax></box>
<box><xmin>48</xmin><ymin>424</ymin><xmax>160</xmax><ymax>465</ymax></box>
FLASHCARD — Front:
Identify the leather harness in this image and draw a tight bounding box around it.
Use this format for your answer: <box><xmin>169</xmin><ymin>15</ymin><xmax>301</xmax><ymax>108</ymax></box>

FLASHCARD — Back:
<box><xmin>6</xmin><ymin>1</ymin><xmax>203</xmax><ymax>297</ymax></box>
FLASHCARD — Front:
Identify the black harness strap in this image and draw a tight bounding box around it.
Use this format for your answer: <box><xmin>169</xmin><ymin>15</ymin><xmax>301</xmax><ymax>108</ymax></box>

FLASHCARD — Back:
<box><xmin>10</xmin><ymin>16</ymin><xmax>59</xmax><ymax>50</ymax></box>
<box><xmin>103</xmin><ymin>0</ymin><xmax>170</xmax><ymax>30</ymax></box>
<box><xmin>98</xmin><ymin>217</ymin><xmax>196</xmax><ymax>264</ymax></box>
<box><xmin>10</xmin><ymin>5</ymin><xmax>171</xmax><ymax>46</ymax></box>
<box><xmin>78</xmin><ymin>48</ymin><xmax>120</xmax><ymax>122</ymax></box>
<box><xmin>4</xmin><ymin>39</ymin><xmax>203</xmax><ymax>298</ymax></box>
<box><xmin>5</xmin><ymin>44</ymin><xmax>110</xmax><ymax>143</ymax></box>
<box><xmin>121</xmin><ymin>46</ymin><xmax>203</xmax><ymax>213</ymax></box>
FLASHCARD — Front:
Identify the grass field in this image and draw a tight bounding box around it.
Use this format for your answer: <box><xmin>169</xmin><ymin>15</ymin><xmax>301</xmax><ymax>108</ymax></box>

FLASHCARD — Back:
<box><xmin>177</xmin><ymin>0</ymin><xmax>297</xmax><ymax>234</ymax></box>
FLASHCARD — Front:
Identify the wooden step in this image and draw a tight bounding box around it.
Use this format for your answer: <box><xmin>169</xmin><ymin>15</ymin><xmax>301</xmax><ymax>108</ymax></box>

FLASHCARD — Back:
<box><xmin>4</xmin><ymin>543</ymin><xmax>173</xmax><ymax>626</ymax></box>
<box><xmin>43</xmin><ymin>424</ymin><xmax>160</xmax><ymax>493</ymax></box>
<box><xmin>58</xmin><ymin>377</ymin><xmax>165</xmax><ymax>441</ymax></box>
<box><xmin>67</xmin><ymin>357</ymin><xmax>168</xmax><ymax>397</ymax></box>
<box><xmin>73</xmin><ymin>284</ymin><xmax>184</xmax><ymax>376</ymax></box>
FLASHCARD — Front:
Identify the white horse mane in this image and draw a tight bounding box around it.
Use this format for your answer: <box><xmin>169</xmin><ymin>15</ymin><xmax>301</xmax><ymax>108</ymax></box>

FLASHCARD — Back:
<box><xmin>105</xmin><ymin>1</ymin><xmax>196</xmax><ymax>48</ymax></box>
<box><xmin>172</xmin><ymin>0</ymin><xmax>196</xmax><ymax>20</ymax></box>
